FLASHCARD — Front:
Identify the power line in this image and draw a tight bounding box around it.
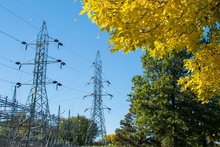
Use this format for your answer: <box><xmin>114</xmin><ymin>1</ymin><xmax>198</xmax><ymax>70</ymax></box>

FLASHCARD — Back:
<box><xmin>62</xmin><ymin>85</ymin><xmax>88</xmax><ymax>94</ymax></box>
<box><xmin>103</xmin><ymin>86</ymin><xmax>129</xmax><ymax>111</ymax></box>
<box><xmin>0</xmin><ymin>60</ymin><xmax>87</xmax><ymax>99</ymax></box>
<box><xmin>0</xmin><ymin>61</ymin><xmax>88</xmax><ymax>105</ymax></box>
<box><xmin>0</xmin><ymin>4</ymin><xmax>39</xmax><ymax>31</ymax></box>
<box><xmin>65</xmin><ymin>64</ymin><xmax>91</xmax><ymax>78</ymax></box>
<box><xmin>0</xmin><ymin>61</ymin><xmax>33</xmax><ymax>76</ymax></box>
<box><xmin>0</xmin><ymin>30</ymin><xmax>21</xmax><ymax>42</ymax></box>
<box><xmin>0</xmin><ymin>55</ymin><xmax>88</xmax><ymax>95</ymax></box>
<box><xmin>50</xmin><ymin>96</ymin><xmax>82</xmax><ymax>104</ymax></box>
<box><xmin>15</xmin><ymin>0</ymin><xmax>44</xmax><ymax>22</ymax></box>
<box><xmin>0</xmin><ymin>60</ymin><xmax>55</xmax><ymax>86</ymax></box>
<box><xmin>63</xmin><ymin>45</ymin><xmax>93</xmax><ymax>64</ymax></box>
<box><xmin>0</xmin><ymin>56</ymin><xmax>60</xmax><ymax>84</ymax></box>
<box><xmin>0</xmin><ymin>29</ymin><xmax>30</xmax><ymax>50</ymax></box>
<box><xmin>48</xmin><ymin>80</ymin><xmax>89</xmax><ymax>103</ymax></box>
<box><xmin>0</xmin><ymin>55</ymin><xmax>15</xmax><ymax>63</ymax></box>
<box><xmin>0</xmin><ymin>78</ymin><xmax>16</xmax><ymax>85</ymax></box>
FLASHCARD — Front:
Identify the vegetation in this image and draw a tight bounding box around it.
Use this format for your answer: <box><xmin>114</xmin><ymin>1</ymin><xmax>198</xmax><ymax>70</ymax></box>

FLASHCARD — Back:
<box><xmin>59</xmin><ymin>115</ymin><xmax>98</xmax><ymax>146</ymax></box>
<box><xmin>115</xmin><ymin>50</ymin><xmax>220</xmax><ymax>146</ymax></box>
<box><xmin>105</xmin><ymin>134</ymin><xmax>117</xmax><ymax>145</ymax></box>
<box><xmin>0</xmin><ymin>114</ymin><xmax>99</xmax><ymax>146</ymax></box>
<box><xmin>114</xmin><ymin>111</ymin><xmax>159</xmax><ymax>147</ymax></box>
<box><xmin>80</xmin><ymin>1</ymin><xmax>220</xmax><ymax>146</ymax></box>
<box><xmin>0</xmin><ymin>112</ymin><xmax>32</xmax><ymax>139</ymax></box>
<box><xmin>81</xmin><ymin>0</ymin><xmax>220</xmax><ymax>102</ymax></box>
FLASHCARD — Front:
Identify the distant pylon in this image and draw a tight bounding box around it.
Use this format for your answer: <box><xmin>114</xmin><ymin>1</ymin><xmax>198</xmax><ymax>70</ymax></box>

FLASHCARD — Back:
<box><xmin>26</xmin><ymin>21</ymin><xmax>50</xmax><ymax>146</ymax></box>
<box><xmin>57</xmin><ymin>105</ymin><xmax>61</xmax><ymax>139</ymax></box>
<box><xmin>11</xmin><ymin>86</ymin><xmax>17</xmax><ymax>116</ymax></box>
<box><xmin>85</xmin><ymin>51</ymin><xmax>112</xmax><ymax>145</ymax></box>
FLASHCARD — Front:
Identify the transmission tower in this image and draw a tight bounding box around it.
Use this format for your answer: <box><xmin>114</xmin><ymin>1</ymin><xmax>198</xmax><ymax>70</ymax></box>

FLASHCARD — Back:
<box><xmin>24</xmin><ymin>21</ymin><xmax>50</xmax><ymax>146</ymax></box>
<box><xmin>13</xmin><ymin>21</ymin><xmax>63</xmax><ymax>147</ymax></box>
<box><xmin>84</xmin><ymin>51</ymin><xmax>112</xmax><ymax>145</ymax></box>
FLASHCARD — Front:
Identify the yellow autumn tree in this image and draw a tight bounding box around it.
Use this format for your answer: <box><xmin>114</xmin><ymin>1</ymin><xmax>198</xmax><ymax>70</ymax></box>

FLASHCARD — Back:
<box><xmin>80</xmin><ymin>0</ymin><xmax>220</xmax><ymax>102</ymax></box>
<box><xmin>105</xmin><ymin>134</ymin><xmax>117</xmax><ymax>145</ymax></box>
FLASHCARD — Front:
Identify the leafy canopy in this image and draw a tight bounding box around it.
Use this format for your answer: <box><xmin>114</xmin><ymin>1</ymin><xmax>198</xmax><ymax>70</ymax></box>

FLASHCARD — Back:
<box><xmin>130</xmin><ymin>50</ymin><xmax>220</xmax><ymax>146</ymax></box>
<box><xmin>115</xmin><ymin>112</ymin><xmax>156</xmax><ymax>146</ymax></box>
<box><xmin>80</xmin><ymin>0</ymin><xmax>220</xmax><ymax>102</ymax></box>
<box><xmin>60</xmin><ymin>115</ymin><xmax>98</xmax><ymax>145</ymax></box>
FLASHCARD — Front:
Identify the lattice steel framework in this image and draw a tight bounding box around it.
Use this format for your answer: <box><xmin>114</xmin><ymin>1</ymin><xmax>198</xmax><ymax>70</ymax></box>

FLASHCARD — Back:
<box><xmin>85</xmin><ymin>51</ymin><xmax>107</xmax><ymax>145</ymax></box>
<box><xmin>24</xmin><ymin>21</ymin><xmax>50</xmax><ymax>146</ymax></box>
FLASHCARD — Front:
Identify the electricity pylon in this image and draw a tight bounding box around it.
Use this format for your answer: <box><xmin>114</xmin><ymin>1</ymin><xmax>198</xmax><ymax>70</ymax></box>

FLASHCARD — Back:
<box><xmin>14</xmin><ymin>21</ymin><xmax>63</xmax><ymax>147</ymax></box>
<box><xmin>24</xmin><ymin>21</ymin><xmax>50</xmax><ymax>146</ymax></box>
<box><xmin>84</xmin><ymin>51</ymin><xmax>112</xmax><ymax>145</ymax></box>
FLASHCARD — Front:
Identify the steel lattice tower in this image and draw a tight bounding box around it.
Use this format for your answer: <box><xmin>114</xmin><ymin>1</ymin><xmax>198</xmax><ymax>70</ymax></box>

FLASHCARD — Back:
<box><xmin>11</xmin><ymin>86</ymin><xmax>17</xmax><ymax>116</ymax></box>
<box><xmin>85</xmin><ymin>51</ymin><xmax>108</xmax><ymax>145</ymax></box>
<box><xmin>25</xmin><ymin>21</ymin><xmax>50</xmax><ymax>146</ymax></box>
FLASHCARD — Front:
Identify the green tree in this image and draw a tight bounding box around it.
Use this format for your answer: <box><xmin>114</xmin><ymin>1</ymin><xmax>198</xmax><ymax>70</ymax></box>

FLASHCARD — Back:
<box><xmin>60</xmin><ymin>115</ymin><xmax>98</xmax><ymax>146</ymax></box>
<box><xmin>115</xmin><ymin>111</ymin><xmax>160</xmax><ymax>147</ymax></box>
<box><xmin>129</xmin><ymin>50</ymin><xmax>220</xmax><ymax>146</ymax></box>
<box><xmin>0</xmin><ymin>112</ymin><xmax>27</xmax><ymax>139</ymax></box>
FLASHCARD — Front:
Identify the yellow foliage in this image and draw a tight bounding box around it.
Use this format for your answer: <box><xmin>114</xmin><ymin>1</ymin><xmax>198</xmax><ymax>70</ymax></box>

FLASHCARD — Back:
<box><xmin>80</xmin><ymin>0</ymin><xmax>220</xmax><ymax>102</ymax></box>
<box><xmin>105</xmin><ymin>134</ymin><xmax>117</xmax><ymax>144</ymax></box>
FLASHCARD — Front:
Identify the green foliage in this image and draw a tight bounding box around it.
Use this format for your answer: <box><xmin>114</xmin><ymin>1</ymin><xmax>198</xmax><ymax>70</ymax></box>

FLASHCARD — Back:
<box><xmin>115</xmin><ymin>111</ymin><xmax>160</xmax><ymax>147</ymax></box>
<box><xmin>128</xmin><ymin>50</ymin><xmax>220</xmax><ymax>146</ymax></box>
<box><xmin>60</xmin><ymin>115</ymin><xmax>98</xmax><ymax>146</ymax></box>
<box><xmin>0</xmin><ymin>112</ymin><xmax>28</xmax><ymax>138</ymax></box>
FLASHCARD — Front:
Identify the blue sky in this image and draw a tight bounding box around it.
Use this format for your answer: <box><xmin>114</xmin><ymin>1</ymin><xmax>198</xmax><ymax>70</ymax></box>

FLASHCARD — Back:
<box><xmin>0</xmin><ymin>0</ymin><xmax>143</xmax><ymax>134</ymax></box>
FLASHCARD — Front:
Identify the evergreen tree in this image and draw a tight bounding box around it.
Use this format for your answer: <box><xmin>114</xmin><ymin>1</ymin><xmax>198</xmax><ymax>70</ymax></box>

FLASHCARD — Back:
<box><xmin>115</xmin><ymin>111</ymin><xmax>160</xmax><ymax>147</ymax></box>
<box><xmin>129</xmin><ymin>50</ymin><xmax>220</xmax><ymax>146</ymax></box>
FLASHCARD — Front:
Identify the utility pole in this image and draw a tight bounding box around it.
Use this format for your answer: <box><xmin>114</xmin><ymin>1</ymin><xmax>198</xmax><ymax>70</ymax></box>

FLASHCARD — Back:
<box><xmin>84</xmin><ymin>51</ymin><xmax>112</xmax><ymax>145</ymax></box>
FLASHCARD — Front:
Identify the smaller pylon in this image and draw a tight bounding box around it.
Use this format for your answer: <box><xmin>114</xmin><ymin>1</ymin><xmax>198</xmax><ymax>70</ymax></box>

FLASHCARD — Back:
<box><xmin>57</xmin><ymin>105</ymin><xmax>61</xmax><ymax>139</ymax></box>
<box><xmin>11</xmin><ymin>86</ymin><xmax>17</xmax><ymax>116</ymax></box>
<box><xmin>84</xmin><ymin>51</ymin><xmax>112</xmax><ymax>145</ymax></box>
<box><xmin>8</xmin><ymin>86</ymin><xmax>18</xmax><ymax>138</ymax></box>
<box><xmin>67</xmin><ymin>110</ymin><xmax>71</xmax><ymax>141</ymax></box>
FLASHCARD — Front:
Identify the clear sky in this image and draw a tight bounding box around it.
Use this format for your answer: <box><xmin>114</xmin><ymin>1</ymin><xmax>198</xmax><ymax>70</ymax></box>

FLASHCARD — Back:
<box><xmin>0</xmin><ymin>0</ymin><xmax>143</xmax><ymax>134</ymax></box>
